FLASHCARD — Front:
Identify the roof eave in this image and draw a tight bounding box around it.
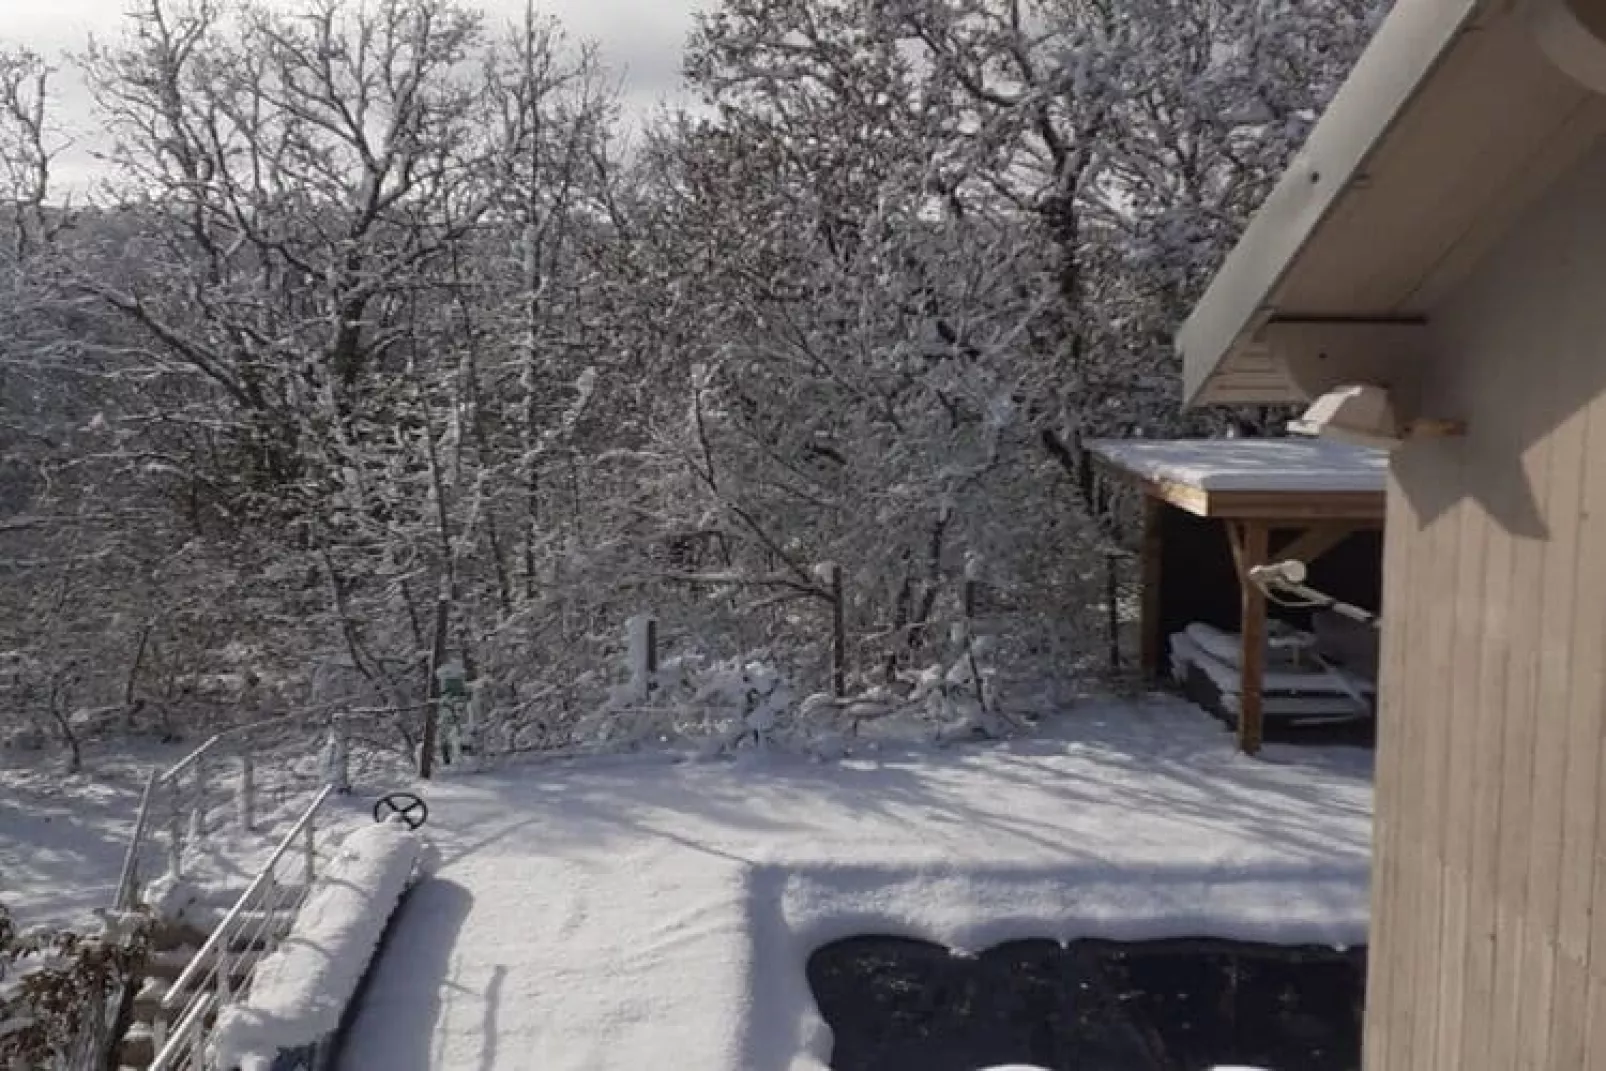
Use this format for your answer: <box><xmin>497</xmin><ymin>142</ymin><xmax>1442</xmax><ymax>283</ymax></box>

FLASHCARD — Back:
<box><xmin>1178</xmin><ymin>0</ymin><xmax>1488</xmax><ymax>408</ymax></box>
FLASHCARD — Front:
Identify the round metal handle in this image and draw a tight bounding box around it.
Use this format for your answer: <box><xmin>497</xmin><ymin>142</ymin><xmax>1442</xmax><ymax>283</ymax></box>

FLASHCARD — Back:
<box><xmin>373</xmin><ymin>791</ymin><xmax>429</xmax><ymax>830</ymax></box>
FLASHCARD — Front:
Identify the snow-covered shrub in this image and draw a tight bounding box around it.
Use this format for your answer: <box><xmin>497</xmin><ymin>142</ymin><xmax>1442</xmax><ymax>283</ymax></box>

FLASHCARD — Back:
<box><xmin>576</xmin><ymin>649</ymin><xmax>799</xmax><ymax>754</ymax></box>
<box><xmin>0</xmin><ymin>904</ymin><xmax>150</xmax><ymax>1070</ymax></box>
<box><xmin>907</xmin><ymin>637</ymin><xmax>1007</xmax><ymax>742</ymax></box>
<box><xmin>563</xmin><ymin>611</ymin><xmax>1023</xmax><ymax>758</ymax></box>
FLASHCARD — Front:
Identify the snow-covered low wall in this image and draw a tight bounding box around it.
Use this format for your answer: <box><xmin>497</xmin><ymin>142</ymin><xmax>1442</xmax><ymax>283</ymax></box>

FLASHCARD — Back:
<box><xmin>208</xmin><ymin>820</ymin><xmax>436</xmax><ymax>1071</ymax></box>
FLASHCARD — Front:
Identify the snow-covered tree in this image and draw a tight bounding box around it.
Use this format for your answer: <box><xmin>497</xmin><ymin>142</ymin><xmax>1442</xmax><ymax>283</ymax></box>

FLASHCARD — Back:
<box><xmin>0</xmin><ymin>0</ymin><xmax>1386</xmax><ymax>764</ymax></box>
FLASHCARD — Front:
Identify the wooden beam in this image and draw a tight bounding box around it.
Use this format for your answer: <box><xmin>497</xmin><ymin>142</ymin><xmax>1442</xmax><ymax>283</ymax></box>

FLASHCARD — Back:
<box><xmin>1227</xmin><ymin>521</ymin><xmax>1270</xmax><ymax>756</ymax></box>
<box><xmin>1274</xmin><ymin>523</ymin><xmax>1359</xmax><ymax>566</ymax></box>
<box><xmin>1139</xmin><ymin>496</ymin><xmax>1164</xmax><ymax>680</ymax></box>
<box><xmin>1146</xmin><ymin>477</ymin><xmax>1212</xmax><ymax>517</ymax></box>
<box><xmin>1226</xmin><ymin>520</ymin><xmax>1246</xmax><ymax>580</ymax></box>
<box><xmin>1206</xmin><ymin>489</ymin><xmax>1387</xmax><ymax>521</ymax></box>
<box><xmin>1083</xmin><ymin>450</ymin><xmax>1212</xmax><ymax>517</ymax></box>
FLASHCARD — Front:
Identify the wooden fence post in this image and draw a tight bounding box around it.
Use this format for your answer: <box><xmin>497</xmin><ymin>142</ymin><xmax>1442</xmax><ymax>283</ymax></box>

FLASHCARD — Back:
<box><xmin>828</xmin><ymin>564</ymin><xmax>846</xmax><ymax>699</ymax></box>
<box><xmin>420</xmin><ymin>597</ymin><xmax>450</xmax><ymax>779</ymax></box>
<box><xmin>628</xmin><ymin>615</ymin><xmax>658</xmax><ymax>702</ymax></box>
<box><xmin>1106</xmin><ymin>553</ymin><xmax>1121</xmax><ymax>672</ymax></box>
<box><xmin>645</xmin><ymin>617</ymin><xmax>659</xmax><ymax>682</ymax></box>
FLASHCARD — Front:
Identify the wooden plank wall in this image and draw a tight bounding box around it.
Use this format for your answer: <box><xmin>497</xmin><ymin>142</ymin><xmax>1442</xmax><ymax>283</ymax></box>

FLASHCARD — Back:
<box><xmin>1364</xmin><ymin>138</ymin><xmax>1606</xmax><ymax>1069</ymax></box>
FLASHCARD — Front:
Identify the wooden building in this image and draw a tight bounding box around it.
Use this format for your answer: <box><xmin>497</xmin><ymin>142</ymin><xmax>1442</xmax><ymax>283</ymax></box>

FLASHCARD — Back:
<box><xmin>1175</xmin><ymin>0</ymin><xmax>1606</xmax><ymax>1066</ymax></box>
<box><xmin>1085</xmin><ymin>438</ymin><xmax>1385</xmax><ymax>753</ymax></box>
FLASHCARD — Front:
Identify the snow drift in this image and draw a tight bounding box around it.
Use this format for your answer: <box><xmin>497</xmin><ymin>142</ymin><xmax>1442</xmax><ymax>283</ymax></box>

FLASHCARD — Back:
<box><xmin>207</xmin><ymin>820</ymin><xmax>434</xmax><ymax>1068</ymax></box>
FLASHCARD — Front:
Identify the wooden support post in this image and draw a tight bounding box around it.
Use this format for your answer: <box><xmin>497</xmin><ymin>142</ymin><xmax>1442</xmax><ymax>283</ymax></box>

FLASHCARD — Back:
<box><xmin>1139</xmin><ymin>496</ymin><xmax>1164</xmax><ymax>681</ymax></box>
<box><xmin>627</xmin><ymin>615</ymin><xmax>659</xmax><ymax>703</ymax></box>
<box><xmin>1228</xmin><ymin>521</ymin><xmax>1270</xmax><ymax>756</ymax></box>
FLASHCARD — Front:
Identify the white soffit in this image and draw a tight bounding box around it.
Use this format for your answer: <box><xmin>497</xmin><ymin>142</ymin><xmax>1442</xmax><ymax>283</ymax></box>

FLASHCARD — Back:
<box><xmin>1177</xmin><ymin>0</ymin><xmax>1485</xmax><ymax>406</ymax></box>
<box><xmin>1177</xmin><ymin>0</ymin><xmax>1606</xmax><ymax>408</ymax></box>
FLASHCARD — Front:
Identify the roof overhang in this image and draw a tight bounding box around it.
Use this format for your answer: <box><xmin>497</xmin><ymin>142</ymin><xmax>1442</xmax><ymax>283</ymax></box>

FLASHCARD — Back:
<box><xmin>1085</xmin><ymin>439</ymin><xmax>1388</xmax><ymax>522</ymax></box>
<box><xmin>1179</xmin><ymin>0</ymin><xmax>1606</xmax><ymax>408</ymax></box>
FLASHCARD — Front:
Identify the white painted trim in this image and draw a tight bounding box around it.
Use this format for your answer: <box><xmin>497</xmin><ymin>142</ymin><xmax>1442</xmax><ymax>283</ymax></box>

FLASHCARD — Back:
<box><xmin>1177</xmin><ymin>0</ymin><xmax>1486</xmax><ymax>406</ymax></box>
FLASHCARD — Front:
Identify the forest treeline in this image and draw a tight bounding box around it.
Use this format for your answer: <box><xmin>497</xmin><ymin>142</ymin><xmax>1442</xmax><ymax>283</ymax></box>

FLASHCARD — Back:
<box><xmin>0</xmin><ymin>0</ymin><xmax>1382</xmax><ymax>762</ymax></box>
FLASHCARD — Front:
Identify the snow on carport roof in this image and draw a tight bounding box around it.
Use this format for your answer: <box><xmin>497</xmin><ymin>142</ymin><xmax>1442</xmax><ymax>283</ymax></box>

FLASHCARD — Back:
<box><xmin>1086</xmin><ymin>438</ymin><xmax>1387</xmax><ymax>494</ymax></box>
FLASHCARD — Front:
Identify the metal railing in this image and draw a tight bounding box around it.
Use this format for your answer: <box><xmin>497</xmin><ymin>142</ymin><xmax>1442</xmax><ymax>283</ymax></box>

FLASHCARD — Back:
<box><xmin>73</xmin><ymin>713</ymin><xmax>379</xmax><ymax>1071</ymax></box>
<box><xmin>112</xmin><ymin>770</ymin><xmax>163</xmax><ymax>912</ymax></box>
<box><xmin>148</xmin><ymin>786</ymin><xmax>336</xmax><ymax>1071</ymax></box>
<box><xmin>112</xmin><ymin>718</ymin><xmax>354</xmax><ymax>912</ymax></box>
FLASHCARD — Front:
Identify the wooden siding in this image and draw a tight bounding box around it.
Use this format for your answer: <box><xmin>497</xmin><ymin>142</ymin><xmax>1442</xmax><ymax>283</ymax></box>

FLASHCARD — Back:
<box><xmin>1365</xmin><ymin>134</ymin><xmax>1606</xmax><ymax>1069</ymax></box>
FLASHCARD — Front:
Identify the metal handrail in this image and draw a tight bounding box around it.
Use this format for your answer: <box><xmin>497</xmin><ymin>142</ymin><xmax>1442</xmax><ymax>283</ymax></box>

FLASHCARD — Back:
<box><xmin>156</xmin><ymin>734</ymin><xmax>221</xmax><ymax>786</ymax></box>
<box><xmin>109</xmin><ymin>714</ymin><xmax>360</xmax><ymax>913</ymax></box>
<box><xmin>109</xmin><ymin>731</ymin><xmax>239</xmax><ymax>914</ymax></box>
<box><xmin>162</xmin><ymin>715</ymin><xmax>319</xmax><ymax>773</ymax></box>
<box><xmin>152</xmin><ymin>715</ymin><xmax>301</xmax><ymax>788</ymax></box>
<box><xmin>160</xmin><ymin>786</ymin><xmax>333</xmax><ymax>1009</ymax></box>
<box><xmin>146</xmin><ymin>991</ymin><xmax>214</xmax><ymax>1071</ymax></box>
<box><xmin>149</xmin><ymin>786</ymin><xmax>335</xmax><ymax>1071</ymax></box>
<box><xmin>113</xmin><ymin>770</ymin><xmax>161</xmax><ymax>910</ymax></box>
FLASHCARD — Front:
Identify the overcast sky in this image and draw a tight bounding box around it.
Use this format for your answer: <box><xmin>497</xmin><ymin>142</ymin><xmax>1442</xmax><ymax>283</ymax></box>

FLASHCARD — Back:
<box><xmin>0</xmin><ymin>0</ymin><xmax>705</xmax><ymax>188</ymax></box>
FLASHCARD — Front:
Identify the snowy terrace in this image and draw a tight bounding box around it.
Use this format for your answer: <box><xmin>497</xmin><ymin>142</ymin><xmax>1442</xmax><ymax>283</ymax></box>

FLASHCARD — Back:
<box><xmin>339</xmin><ymin>696</ymin><xmax>1372</xmax><ymax>1071</ymax></box>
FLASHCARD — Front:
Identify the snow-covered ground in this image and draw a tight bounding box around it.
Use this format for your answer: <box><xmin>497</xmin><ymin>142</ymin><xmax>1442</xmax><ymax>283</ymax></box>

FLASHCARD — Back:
<box><xmin>0</xmin><ymin>735</ymin><xmax>399</xmax><ymax>934</ymax></box>
<box><xmin>0</xmin><ymin>740</ymin><xmax>181</xmax><ymax>930</ymax></box>
<box><xmin>341</xmin><ymin>696</ymin><xmax>1373</xmax><ymax>1071</ymax></box>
